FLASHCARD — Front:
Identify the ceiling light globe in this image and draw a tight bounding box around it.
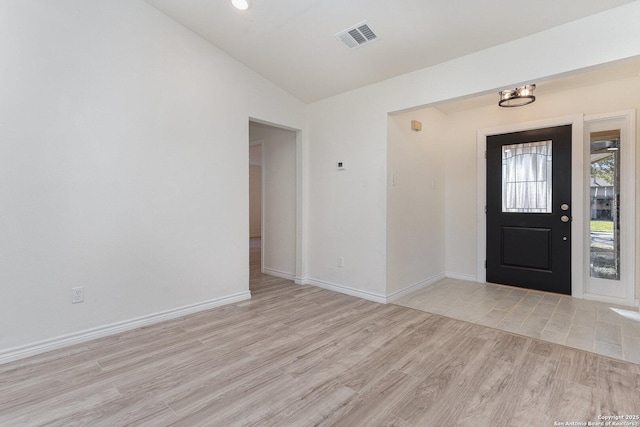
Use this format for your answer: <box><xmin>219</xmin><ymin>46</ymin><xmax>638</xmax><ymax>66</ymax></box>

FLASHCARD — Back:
<box><xmin>498</xmin><ymin>84</ymin><xmax>536</xmax><ymax>107</ymax></box>
<box><xmin>231</xmin><ymin>0</ymin><xmax>250</xmax><ymax>10</ymax></box>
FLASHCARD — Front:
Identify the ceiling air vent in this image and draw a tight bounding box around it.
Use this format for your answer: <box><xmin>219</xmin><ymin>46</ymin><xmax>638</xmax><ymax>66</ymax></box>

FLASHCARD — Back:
<box><xmin>335</xmin><ymin>21</ymin><xmax>379</xmax><ymax>49</ymax></box>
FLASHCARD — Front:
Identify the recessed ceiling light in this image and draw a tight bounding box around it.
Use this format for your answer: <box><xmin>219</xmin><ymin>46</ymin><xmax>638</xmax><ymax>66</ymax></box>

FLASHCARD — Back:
<box><xmin>231</xmin><ymin>0</ymin><xmax>250</xmax><ymax>10</ymax></box>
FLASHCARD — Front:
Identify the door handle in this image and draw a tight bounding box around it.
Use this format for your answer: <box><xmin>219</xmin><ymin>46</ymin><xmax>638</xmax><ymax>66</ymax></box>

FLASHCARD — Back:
<box><xmin>561</xmin><ymin>215</ymin><xmax>570</xmax><ymax>223</ymax></box>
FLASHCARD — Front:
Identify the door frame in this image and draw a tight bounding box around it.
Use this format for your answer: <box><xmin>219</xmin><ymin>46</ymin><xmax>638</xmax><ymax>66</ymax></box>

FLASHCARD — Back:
<box><xmin>476</xmin><ymin>115</ymin><xmax>585</xmax><ymax>298</ymax></box>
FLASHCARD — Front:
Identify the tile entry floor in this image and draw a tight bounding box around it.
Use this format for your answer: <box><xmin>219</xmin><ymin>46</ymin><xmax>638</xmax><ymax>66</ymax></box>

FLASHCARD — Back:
<box><xmin>394</xmin><ymin>278</ymin><xmax>640</xmax><ymax>364</ymax></box>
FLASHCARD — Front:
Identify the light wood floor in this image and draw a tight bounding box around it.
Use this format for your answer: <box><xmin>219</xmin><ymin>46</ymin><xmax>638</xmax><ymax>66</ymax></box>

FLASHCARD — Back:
<box><xmin>1</xmin><ymin>242</ymin><xmax>639</xmax><ymax>426</ymax></box>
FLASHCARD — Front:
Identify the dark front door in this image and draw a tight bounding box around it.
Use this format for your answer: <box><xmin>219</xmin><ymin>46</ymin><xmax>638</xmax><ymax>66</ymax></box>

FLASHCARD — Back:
<box><xmin>486</xmin><ymin>125</ymin><xmax>572</xmax><ymax>295</ymax></box>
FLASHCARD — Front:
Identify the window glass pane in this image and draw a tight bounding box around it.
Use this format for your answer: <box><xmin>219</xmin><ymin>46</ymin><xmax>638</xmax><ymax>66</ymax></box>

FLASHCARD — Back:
<box><xmin>502</xmin><ymin>140</ymin><xmax>552</xmax><ymax>213</ymax></box>
<box><xmin>590</xmin><ymin>130</ymin><xmax>620</xmax><ymax>280</ymax></box>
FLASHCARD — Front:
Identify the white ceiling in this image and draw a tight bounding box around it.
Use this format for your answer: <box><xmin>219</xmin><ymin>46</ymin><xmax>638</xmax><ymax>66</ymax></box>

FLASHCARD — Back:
<box><xmin>145</xmin><ymin>0</ymin><xmax>635</xmax><ymax>103</ymax></box>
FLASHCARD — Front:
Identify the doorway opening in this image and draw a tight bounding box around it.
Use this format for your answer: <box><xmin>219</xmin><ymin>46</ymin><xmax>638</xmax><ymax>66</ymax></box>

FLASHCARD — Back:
<box><xmin>248</xmin><ymin>120</ymin><xmax>299</xmax><ymax>288</ymax></box>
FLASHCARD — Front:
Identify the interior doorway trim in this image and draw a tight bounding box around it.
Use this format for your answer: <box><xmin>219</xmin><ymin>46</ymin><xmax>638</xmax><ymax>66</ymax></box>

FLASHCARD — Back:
<box><xmin>476</xmin><ymin>115</ymin><xmax>585</xmax><ymax>298</ymax></box>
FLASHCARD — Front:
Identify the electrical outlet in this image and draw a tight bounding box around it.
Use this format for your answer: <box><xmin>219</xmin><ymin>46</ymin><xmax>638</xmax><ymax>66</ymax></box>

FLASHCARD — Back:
<box><xmin>72</xmin><ymin>287</ymin><xmax>84</xmax><ymax>304</ymax></box>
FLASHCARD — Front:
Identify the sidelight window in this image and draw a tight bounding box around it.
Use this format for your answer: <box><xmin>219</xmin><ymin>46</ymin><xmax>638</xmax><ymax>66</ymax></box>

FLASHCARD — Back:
<box><xmin>589</xmin><ymin>130</ymin><xmax>620</xmax><ymax>280</ymax></box>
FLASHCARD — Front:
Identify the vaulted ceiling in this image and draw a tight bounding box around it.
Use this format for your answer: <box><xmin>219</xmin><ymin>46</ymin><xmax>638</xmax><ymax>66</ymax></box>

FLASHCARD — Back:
<box><xmin>145</xmin><ymin>0</ymin><xmax>635</xmax><ymax>103</ymax></box>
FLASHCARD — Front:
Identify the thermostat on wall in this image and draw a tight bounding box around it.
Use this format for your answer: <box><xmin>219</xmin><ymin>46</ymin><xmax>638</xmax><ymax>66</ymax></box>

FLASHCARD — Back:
<box><xmin>337</xmin><ymin>161</ymin><xmax>347</xmax><ymax>170</ymax></box>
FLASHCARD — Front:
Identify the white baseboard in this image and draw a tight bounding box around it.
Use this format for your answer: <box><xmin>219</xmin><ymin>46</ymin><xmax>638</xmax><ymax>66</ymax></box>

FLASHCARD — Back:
<box><xmin>445</xmin><ymin>272</ymin><xmax>478</xmax><ymax>282</ymax></box>
<box><xmin>0</xmin><ymin>291</ymin><xmax>251</xmax><ymax>366</ymax></box>
<box><xmin>262</xmin><ymin>268</ymin><xmax>296</xmax><ymax>281</ymax></box>
<box><xmin>302</xmin><ymin>278</ymin><xmax>387</xmax><ymax>304</ymax></box>
<box><xmin>386</xmin><ymin>273</ymin><xmax>446</xmax><ymax>303</ymax></box>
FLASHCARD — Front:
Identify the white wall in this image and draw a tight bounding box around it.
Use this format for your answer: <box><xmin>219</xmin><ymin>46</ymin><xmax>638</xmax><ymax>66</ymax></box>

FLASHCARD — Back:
<box><xmin>306</xmin><ymin>97</ymin><xmax>390</xmax><ymax>301</ymax></box>
<box><xmin>387</xmin><ymin>109</ymin><xmax>446</xmax><ymax>298</ymax></box>
<box><xmin>249</xmin><ymin>166</ymin><xmax>262</xmax><ymax>238</ymax></box>
<box><xmin>0</xmin><ymin>0</ymin><xmax>305</xmax><ymax>360</ymax></box>
<box><xmin>261</xmin><ymin>127</ymin><xmax>297</xmax><ymax>279</ymax></box>
<box><xmin>305</xmin><ymin>2</ymin><xmax>640</xmax><ymax>301</ymax></box>
<box><xmin>249</xmin><ymin>145</ymin><xmax>262</xmax><ymax>238</ymax></box>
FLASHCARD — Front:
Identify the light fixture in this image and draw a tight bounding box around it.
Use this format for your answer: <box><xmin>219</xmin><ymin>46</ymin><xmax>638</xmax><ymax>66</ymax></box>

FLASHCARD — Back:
<box><xmin>231</xmin><ymin>0</ymin><xmax>250</xmax><ymax>10</ymax></box>
<box><xmin>498</xmin><ymin>84</ymin><xmax>536</xmax><ymax>107</ymax></box>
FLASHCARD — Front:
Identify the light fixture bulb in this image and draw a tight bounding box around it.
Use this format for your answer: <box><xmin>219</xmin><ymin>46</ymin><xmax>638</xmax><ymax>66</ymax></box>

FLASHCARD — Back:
<box><xmin>231</xmin><ymin>0</ymin><xmax>250</xmax><ymax>10</ymax></box>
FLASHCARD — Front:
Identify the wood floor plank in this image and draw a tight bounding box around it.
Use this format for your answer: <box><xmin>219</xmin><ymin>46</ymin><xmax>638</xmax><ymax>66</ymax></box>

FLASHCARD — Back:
<box><xmin>409</xmin><ymin>352</ymin><xmax>514</xmax><ymax>427</ymax></box>
<box><xmin>337</xmin><ymin>326</ymin><xmax>426</xmax><ymax>394</ymax></box>
<box><xmin>51</xmin><ymin>395</ymin><xmax>178</xmax><ymax>427</ymax></box>
<box><xmin>391</xmin><ymin>337</ymin><xmax>496</xmax><ymax>425</ymax></box>
<box><xmin>0</xmin><ymin>381</ymin><xmax>122</xmax><ymax>426</ymax></box>
<box><xmin>318</xmin><ymin>370</ymin><xmax>422</xmax><ymax>427</ymax></box>
<box><xmin>484</xmin><ymin>332</ymin><xmax>532</xmax><ymax>364</ymax></box>
<box><xmin>543</xmin><ymin>379</ymin><xmax>598</xmax><ymax>426</ymax></box>
<box><xmin>439</xmin><ymin>357</ymin><xmax>516</xmax><ymax>427</ymax></box>
<box><xmin>396</xmin><ymin>327</ymin><xmax>489</xmax><ymax>380</ymax></box>
<box><xmin>112</xmin><ymin>347</ymin><xmax>249</xmax><ymax>399</ymax></box>
<box><xmin>160</xmin><ymin>353</ymin><xmax>276</xmax><ymax>415</ymax></box>
<box><xmin>254</xmin><ymin>379</ymin><xmax>355</xmax><ymax>427</ymax></box>
<box><xmin>556</xmin><ymin>347</ymin><xmax>600</xmax><ymax>388</ymax></box>
<box><xmin>0</xmin><ymin>360</ymin><xmax>102</xmax><ymax>413</ymax></box>
<box><xmin>166</xmin><ymin>368</ymin><xmax>292</xmax><ymax>427</ymax></box>
<box><xmin>490</xmin><ymin>353</ymin><xmax>560</xmax><ymax>426</ymax></box>
<box><xmin>0</xmin><ymin>344</ymin><xmax>93</xmax><ymax>384</ymax></box>
<box><xmin>597</xmin><ymin>357</ymin><xmax>640</xmax><ymax>415</ymax></box>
